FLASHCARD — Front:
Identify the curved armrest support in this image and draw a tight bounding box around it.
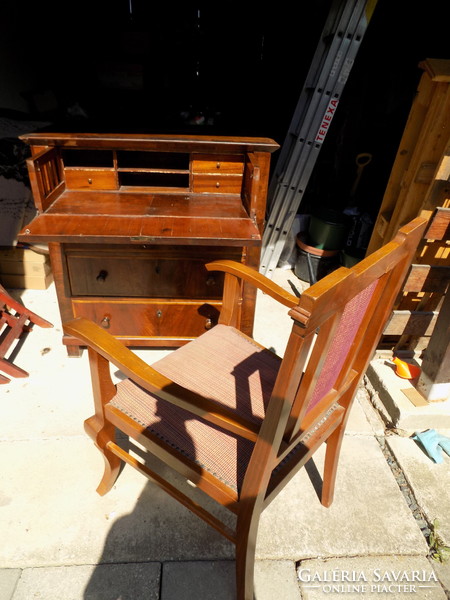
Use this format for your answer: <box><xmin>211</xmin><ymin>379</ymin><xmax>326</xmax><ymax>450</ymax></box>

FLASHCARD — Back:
<box><xmin>206</xmin><ymin>260</ymin><xmax>299</xmax><ymax>308</ymax></box>
<box><xmin>63</xmin><ymin>318</ymin><xmax>259</xmax><ymax>441</ymax></box>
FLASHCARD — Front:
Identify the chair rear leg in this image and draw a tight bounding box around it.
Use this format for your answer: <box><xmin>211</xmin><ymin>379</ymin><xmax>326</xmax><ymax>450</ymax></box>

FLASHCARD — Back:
<box><xmin>321</xmin><ymin>423</ymin><xmax>346</xmax><ymax>508</ymax></box>
<box><xmin>236</xmin><ymin>513</ymin><xmax>260</xmax><ymax>600</ymax></box>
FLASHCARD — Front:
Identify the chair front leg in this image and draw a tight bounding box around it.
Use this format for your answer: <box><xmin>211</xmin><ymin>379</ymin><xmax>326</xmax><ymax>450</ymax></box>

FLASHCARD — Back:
<box><xmin>84</xmin><ymin>347</ymin><xmax>121</xmax><ymax>496</ymax></box>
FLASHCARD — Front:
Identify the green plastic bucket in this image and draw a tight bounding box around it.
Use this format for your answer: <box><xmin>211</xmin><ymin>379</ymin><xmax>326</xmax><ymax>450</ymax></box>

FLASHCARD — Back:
<box><xmin>308</xmin><ymin>210</ymin><xmax>350</xmax><ymax>250</ymax></box>
<box><xmin>295</xmin><ymin>234</ymin><xmax>340</xmax><ymax>284</ymax></box>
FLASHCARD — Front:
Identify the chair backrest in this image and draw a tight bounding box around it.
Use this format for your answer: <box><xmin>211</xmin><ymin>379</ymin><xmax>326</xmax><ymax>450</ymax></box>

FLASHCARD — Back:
<box><xmin>248</xmin><ymin>216</ymin><xmax>427</xmax><ymax>500</ymax></box>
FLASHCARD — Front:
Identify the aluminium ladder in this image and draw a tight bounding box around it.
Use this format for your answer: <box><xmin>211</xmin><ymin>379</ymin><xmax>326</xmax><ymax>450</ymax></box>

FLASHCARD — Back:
<box><xmin>260</xmin><ymin>0</ymin><xmax>378</xmax><ymax>277</ymax></box>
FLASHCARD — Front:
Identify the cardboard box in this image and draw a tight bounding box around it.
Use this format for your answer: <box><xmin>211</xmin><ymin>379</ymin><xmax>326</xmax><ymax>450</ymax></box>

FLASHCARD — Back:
<box><xmin>0</xmin><ymin>247</ymin><xmax>52</xmax><ymax>289</ymax></box>
<box><xmin>0</xmin><ymin>272</ymin><xmax>53</xmax><ymax>290</ymax></box>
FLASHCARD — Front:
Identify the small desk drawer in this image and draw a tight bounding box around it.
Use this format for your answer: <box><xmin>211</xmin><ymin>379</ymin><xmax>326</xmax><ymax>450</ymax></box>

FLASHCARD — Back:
<box><xmin>192</xmin><ymin>154</ymin><xmax>244</xmax><ymax>174</ymax></box>
<box><xmin>72</xmin><ymin>299</ymin><xmax>221</xmax><ymax>337</ymax></box>
<box><xmin>192</xmin><ymin>174</ymin><xmax>243</xmax><ymax>194</ymax></box>
<box><xmin>65</xmin><ymin>169</ymin><xmax>118</xmax><ymax>190</ymax></box>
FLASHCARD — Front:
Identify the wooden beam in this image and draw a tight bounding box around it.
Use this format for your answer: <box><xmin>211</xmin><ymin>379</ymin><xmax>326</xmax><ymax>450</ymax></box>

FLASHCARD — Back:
<box><xmin>417</xmin><ymin>291</ymin><xmax>450</xmax><ymax>401</ymax></box>
<box><xmin>384</xmin><ymin>310</ymin><xmax>438</xmax><ymax>336</ymax></box>
<box><xmin>403</xmin><ymin>264</ymin><xmax>450</xmax><ymax>293</ymax></box>
<box><xmin>424</xmin><ymin>206</ymin><xmax>450</xmax><ymax>240</ymax></box>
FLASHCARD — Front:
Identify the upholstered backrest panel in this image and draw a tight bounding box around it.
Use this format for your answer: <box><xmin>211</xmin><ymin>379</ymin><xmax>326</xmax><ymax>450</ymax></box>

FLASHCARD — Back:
<box><xmin>307</xmin><ymin>279</ymin><xmax>378</xmax><ymax>412</ymax></box>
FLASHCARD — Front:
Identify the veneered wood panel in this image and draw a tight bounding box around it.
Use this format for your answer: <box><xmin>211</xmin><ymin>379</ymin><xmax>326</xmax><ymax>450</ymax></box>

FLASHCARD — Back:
<box><xmin>18</xmin><ymin>133</ymin><xmax>278</xmax><ymax>351</ymax></box>
<box><xmin>65</xmin><ymin>169</ymin><xmax>118</xmax><ymax>190</ymax></box>
<box><xmin>20</xmin><ymin>132</ymin><xmax>280</xmax><ymax>155</ymax></box>
<box><xmin>191</xmin><ymin>154</ymin><xmax>244</xmax><ymax>174</ymax></box>
<box><xmin>44</xmin><ymin>192</ymin><xmax>249</xmax><ymax>218</ymax></box>
<box><xmin>72</xmin><ymin>299</ymin><xmax>221</xmax><ymax>337</ymax></box>
<box><xmin>20</xmin><ymin>214</ymin><xmax>261</xmax><ymax>245</ymax></box>
<box><xmin>67</xmin><ymin>252</ymin><xmax>226</xmax><ymax>298</ymax></box>
<box><xmin>192</xmin><ymin>174</ymin><xmax>243</xmax><ymax>194</ymax></box>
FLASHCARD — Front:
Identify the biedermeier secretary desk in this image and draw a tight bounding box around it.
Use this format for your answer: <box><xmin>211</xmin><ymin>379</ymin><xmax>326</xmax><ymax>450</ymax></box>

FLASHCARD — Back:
<box><xmin>18</xmin><ymin>133</ymin><xmax>279</xmax><ymax>356</ymax></box>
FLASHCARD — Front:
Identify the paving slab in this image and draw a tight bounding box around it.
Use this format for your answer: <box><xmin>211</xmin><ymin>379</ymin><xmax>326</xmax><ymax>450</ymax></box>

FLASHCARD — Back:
<box><xmin>160</xmin><ymin>560</ymin><xmax>302</xmax><ymax>600</ymax></box>
<box><xmin>432</xmin><ymin>558</ymin><xmax>450</xmax><ymax>594</ymax></box>
<box><xmin>346</xmin><ymin>386</ymin><xmax>386</xmax><ymax>436</ymax></box>
<box><xmin>161</xmin><ymin>561</ymin><xmax>236</xmax><ymax>600</ymax></box>
<box><xmin>386</xmin><ymin>434</ymin><xmax>450</xmax><ymax>547</ymax></box>
<box><xmin>256</xmin><ymin>435</ymin><xmax>428</xmax><ymax>560</ymax></box>
<box><xmin>9</xmin><ymin>563</ymin><xmax>161</xmax><ymax>600</ymax></box>
<box><xmin>296</xmin><ymin>555</ymin><xmax>447</xmax><ymax>599</ymax></box>
<box><xmin>0</xmin><ymin>437</ymin><xmax>234</xmax><ymax>569</ymax></box>
<box><xmin>1</xmin><ymin>354</ymin><xmax>92</xmax><ymax>442</ymax></box>
<box><xmin>0</xmin><ymin>569</ymin><xmax>21</xmax><ymax>600</ymax></box>
<box><xmin>254</xmin><ymin>561</ymin><xmax>302</xmax><ymax>600</ymax></box>
<box><xmin>0</xmin><ymin>433</ymin><xmax>426</xmax><ymax>570</ymax></box>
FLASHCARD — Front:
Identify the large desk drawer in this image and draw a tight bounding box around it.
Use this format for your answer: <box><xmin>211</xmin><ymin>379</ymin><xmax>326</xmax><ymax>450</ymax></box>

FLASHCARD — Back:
<box><xmin>66</xmin><ymin>251</ymin><xmax>227</xmax><ymax>298</ymax></box>
<box><xmin>72</xmin><ymin>299</ymin><xmax>221</xmax><ymax>337</ymax></box>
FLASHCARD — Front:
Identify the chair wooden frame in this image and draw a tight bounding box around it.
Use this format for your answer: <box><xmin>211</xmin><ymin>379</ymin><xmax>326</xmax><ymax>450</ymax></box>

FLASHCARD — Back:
<box><xmin>63</xmin><ymin>216</ymin><xmax>427</xmax><ymax>599</ymax></box>
<box><xmin>0</xmin><ymin>283</ymin><xmax>53</xmax><ymax>383</ymax></box>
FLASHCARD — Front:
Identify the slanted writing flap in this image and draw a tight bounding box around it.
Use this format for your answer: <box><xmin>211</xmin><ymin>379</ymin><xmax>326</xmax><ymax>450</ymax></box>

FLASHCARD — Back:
<box><xmin>18</xmin><ymin>212</ymin><xmax>262</xmax><ymax>245</ymax></box>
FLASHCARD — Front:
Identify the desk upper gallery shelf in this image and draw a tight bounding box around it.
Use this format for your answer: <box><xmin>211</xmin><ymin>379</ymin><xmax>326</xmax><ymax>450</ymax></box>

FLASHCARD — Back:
<box><xmin>18</xmin><ymin>133</ymin><xmax>279</xmax><ymax>354</ymax></box>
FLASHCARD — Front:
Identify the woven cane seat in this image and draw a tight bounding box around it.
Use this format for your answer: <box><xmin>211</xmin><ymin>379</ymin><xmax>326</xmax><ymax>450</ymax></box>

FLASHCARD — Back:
<box><xmin>109</xmin><ymin>325</ymin><xmax>281</xmax><ymax>492</ymax></box>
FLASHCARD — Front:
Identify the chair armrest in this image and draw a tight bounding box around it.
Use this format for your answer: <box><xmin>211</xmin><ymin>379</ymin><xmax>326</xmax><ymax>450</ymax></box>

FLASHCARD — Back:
<box><xmin>63</xmin><ymin>317</ymin><xmax>259</xmax><ymax>441</ymax></box>
<box><xmin>206</xmin><ymin>260</ymin><xmax>299</xmax><ymax>308</ymax></box>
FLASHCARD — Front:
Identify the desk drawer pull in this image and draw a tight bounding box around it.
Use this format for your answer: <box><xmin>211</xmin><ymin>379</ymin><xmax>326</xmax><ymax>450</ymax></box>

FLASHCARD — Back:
<box><xmin>100</xmin><ymin>316</ymin><xmax>110</xmax><ymax>329</ymax></box>
<box><xmin>96</xmin><ymin>270</ymin><xmax>108</xmax><ymax>282</ymax></box>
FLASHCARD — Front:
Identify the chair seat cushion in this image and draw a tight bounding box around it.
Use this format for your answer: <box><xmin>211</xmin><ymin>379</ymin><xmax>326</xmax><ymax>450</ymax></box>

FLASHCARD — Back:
<box><xmin>109</xmin><ymin>325</ymin><xmax>281</xmax><ymax>492</ymax></box>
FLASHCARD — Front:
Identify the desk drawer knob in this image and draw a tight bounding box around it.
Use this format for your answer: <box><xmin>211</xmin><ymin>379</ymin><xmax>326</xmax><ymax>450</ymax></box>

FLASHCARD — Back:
<box><xmin>100</xmin><ymin>316</ymin><xmax>110</xmax><ymax>329</ymax></box>
<box><xmin>96</xmin><ymin>270</ymin><xmax>108</xmax><ymax>282</ymax></box>
<box><xmin>206</xmin><ymin>276</ymin><xmax>216</xmax><ymax>287</ymax></box>
<box><xmin>216</xmin><ymin>162</ymin><xmax>221</xmax><ymax>169</ymax></box>
<box><xmin>88</xmin><ymin>178</ymin><xmax>93</xmax><ymax>184</ymax></box>
<box><xmin>215</xmin><ymin>181</ymin><xmax>220</xmax><ymax>188</ymax></box>
<box><xmin>205</xmin><ymin>318</ymin><xmax>213</xmax><ymax>330</ymax></box>
<box><xmin>156</xmin><ymin>310</ymin><xmax>162</xmax><ymax>318</ymax></box>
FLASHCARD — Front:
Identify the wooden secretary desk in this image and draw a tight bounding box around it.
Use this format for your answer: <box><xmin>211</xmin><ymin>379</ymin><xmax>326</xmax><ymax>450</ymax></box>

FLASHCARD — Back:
<box><xmin>18</xmin><ymin>133</ymin><xmax>279</xmax><ymax>356</ymax></box>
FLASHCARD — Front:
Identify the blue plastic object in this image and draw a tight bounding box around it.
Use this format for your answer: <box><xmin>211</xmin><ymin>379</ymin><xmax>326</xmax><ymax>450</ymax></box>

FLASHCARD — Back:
<box><xmin>412</xmin><ymin>429</ymin><xmax>450</xmax><ymax>464</ymax></box>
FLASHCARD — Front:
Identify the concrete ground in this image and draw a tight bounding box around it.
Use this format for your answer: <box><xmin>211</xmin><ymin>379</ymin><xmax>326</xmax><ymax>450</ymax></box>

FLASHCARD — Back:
<box><xmin>1</xmin><ymin>269</ymin><xmax>449</xmax><ymax>600</ymax></box>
